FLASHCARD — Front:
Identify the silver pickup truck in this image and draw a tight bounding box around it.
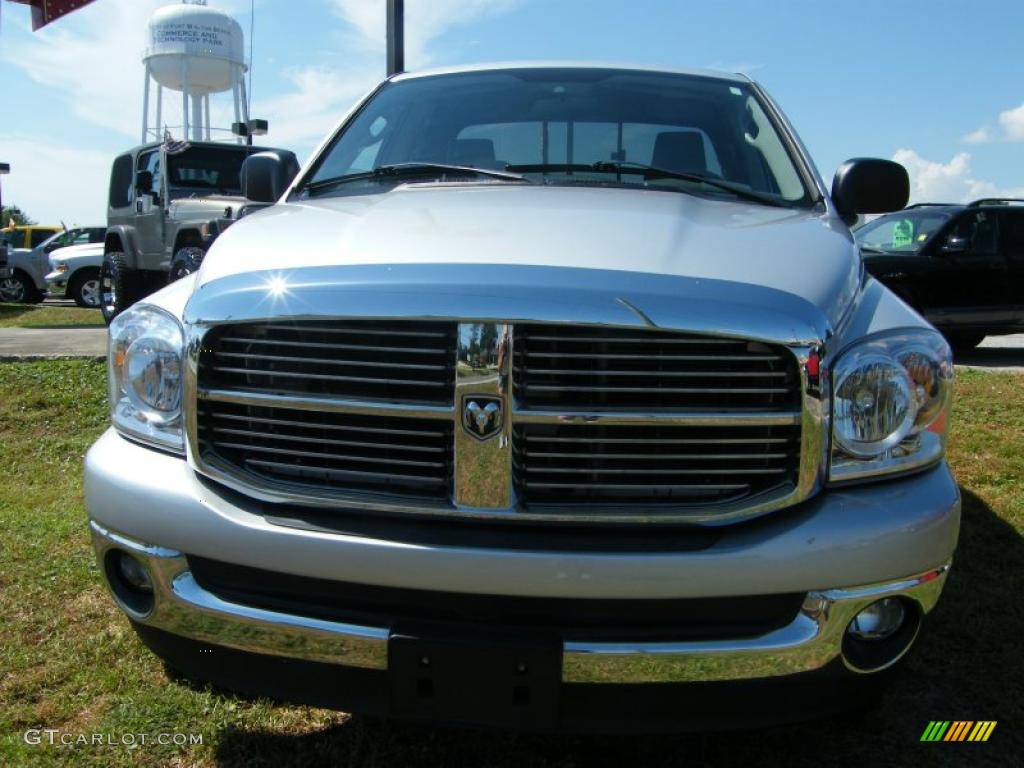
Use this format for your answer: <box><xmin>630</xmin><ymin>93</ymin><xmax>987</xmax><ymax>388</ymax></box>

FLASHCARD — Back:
<box><xmin>85</xmin><ymin>64</ymin><xmax>959</xmax><ymax>731</ymax></box>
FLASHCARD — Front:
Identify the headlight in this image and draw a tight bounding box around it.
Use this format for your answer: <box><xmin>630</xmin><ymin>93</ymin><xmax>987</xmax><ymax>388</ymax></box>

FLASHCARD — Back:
<box><xmin>53</xmin><ymin>261</ymin><xmax>68</xmax><ymax>273</ymax></box>
<box><xmin>108</xmin><ymin>305</ymin><xmax>185</xmax><ymax>453</ymax></box>
<box><xmin>829</xmin><ymin>329</ymin><xmax>952</xmax><ymax>482</ymax></box>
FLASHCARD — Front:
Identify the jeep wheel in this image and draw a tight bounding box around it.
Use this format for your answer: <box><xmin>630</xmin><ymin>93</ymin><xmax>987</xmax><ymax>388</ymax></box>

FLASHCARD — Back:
<box><xmin>100</xmin><ymin>252</ymin><xmax>142</xmax><ymax>325</ymax></box>
<box><xmin>69</xmin><ymin>268</ymin><xmax>102</xmax><ymax>308</ymax></box>
<box><xmin>0</xmin><ymin>272</ymin><xmax>42</xmax><ymax>304</ymax></box>
<box><xmin>169</xmin><ymin>247</ymin><xmax>204</xmax><ymax>283</ymax></box>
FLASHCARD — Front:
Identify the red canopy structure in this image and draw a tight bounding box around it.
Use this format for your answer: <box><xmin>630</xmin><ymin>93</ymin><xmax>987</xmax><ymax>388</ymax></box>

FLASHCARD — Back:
<box><xmin>6</xmin><ymin>0</ymin><xmax>97</xmax><ymax>31</ymax></box>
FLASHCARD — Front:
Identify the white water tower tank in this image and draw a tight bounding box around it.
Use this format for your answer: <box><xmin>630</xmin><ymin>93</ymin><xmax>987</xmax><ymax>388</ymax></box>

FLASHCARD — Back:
<box><xmin>140</xmin><ymin>2</ymin><xmax>250</xmax><ymax>143</ymax></box>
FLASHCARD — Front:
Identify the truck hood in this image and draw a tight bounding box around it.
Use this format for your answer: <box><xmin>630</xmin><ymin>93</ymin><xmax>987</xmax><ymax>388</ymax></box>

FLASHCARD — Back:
<box><xmin>196</xmin><ymin>184</ymin><xmax>860</xmax><ymax>333</ymax></box>
<box><xmin>50</xmin><ymin>242</ymin><xmax>103</xmax><ymax>262</ymax></box>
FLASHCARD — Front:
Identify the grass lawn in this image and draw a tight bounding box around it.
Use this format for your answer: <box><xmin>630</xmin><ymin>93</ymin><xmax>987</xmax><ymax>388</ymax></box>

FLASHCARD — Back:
<box><xmin>0</xmin><ymin>304</ymin><xmax>103</xmax><ymax>329</ymax></box>
<box><xmin>0</xmin><ymin>361</ymin><xmax>1020</xmax><ymax>766</ymax></box>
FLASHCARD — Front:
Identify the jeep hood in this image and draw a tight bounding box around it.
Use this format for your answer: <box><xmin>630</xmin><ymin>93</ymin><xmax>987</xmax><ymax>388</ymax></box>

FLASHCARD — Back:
<box><xmin>194</xmin><ymin>184</ymin><xmax>860</xmax><ymax>335</ymax></box>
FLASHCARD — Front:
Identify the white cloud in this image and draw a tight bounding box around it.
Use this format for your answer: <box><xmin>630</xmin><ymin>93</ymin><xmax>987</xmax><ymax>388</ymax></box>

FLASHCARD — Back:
<box><xmin>0</xmin><ymin>136</ymin><xmax>110</xmax><ymax>226</ymax></box>
<box><xmin>998</xmin><ymin>102</ymin><xmax>1024</xmax><ymax>141</ymax></box>
<box><xmin>892</xmin><ymin>148</ymin><xmax>1024</xmax><ymax>204</ymax></box>
<box><xmin>330</xmin><ymin>0</ymin><xmax>522</xmax><ymax>66</ymax></box>
<box><xmin>961</xmin><ymin>126</ymin><xmax>991</xmax><ymax>145</ymax></box>
<box><xmin>257</xmin><ymin>66</ymin><xmax>380</xmax><ymax>156</ymax></box>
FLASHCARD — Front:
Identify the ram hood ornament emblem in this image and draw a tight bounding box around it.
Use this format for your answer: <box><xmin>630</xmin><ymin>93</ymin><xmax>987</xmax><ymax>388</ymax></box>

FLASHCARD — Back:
<box><xmin>462</xmin><ymin>396</ymin><xmax>503</xmax><ymax>440</ymax></box>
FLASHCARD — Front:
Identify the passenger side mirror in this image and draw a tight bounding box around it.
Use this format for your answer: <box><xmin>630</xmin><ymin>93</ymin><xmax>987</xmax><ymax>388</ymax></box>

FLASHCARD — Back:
<box><xmin>241</xmin><ymin>151</ymin><xmax>300</xmax><ymax>204</ymax></box>
<box><xmin>831</xmin><ymin>158</ymin><xmax>909</xmax><ymax>222</ymax></box>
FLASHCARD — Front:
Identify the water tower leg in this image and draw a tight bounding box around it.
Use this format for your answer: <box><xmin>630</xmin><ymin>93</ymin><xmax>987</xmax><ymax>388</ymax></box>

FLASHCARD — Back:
<box><xmin>204</xmin><ymin>95</ymin><xmax>211</xmax><ymax>140</ymax></box>
<box><xmin>232</xmin><ymin>78</ymin><xmax>242</xmax><ymax>145</ymax></box>
<box><xmin>156</xmin><ymin>84</ymin><xmax>163</xmax><ymax>139</ymax></box>
<box><xmin>142</xmin><ymin>65</ymin><xmax>151</xmax><ymax>143</ymax></box>
<box><xmin>239</xmin><ymin>77</ymin><xmax>250</xmax><ymax>123</ymax></box>
<box><xmin>181</xmin><ymin>60</ymin><xmax>190</xmax><ymax>140</ymax></box>
<box><xmin>191</xmin><ymin>94</ymin><xmax>203</xmax><ymax>141</ymax></box>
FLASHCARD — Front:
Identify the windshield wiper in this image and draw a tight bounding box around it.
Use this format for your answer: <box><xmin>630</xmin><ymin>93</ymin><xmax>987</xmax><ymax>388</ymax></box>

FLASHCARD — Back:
<box><xmin>302</xmin><ymin>162</ymin><xmax>529</xmax><ymax>195</ymax></box>
<box><xmin>505</xmin><ymin>161</ymin><xmax>791</xmax><ymax>208</ymax></box>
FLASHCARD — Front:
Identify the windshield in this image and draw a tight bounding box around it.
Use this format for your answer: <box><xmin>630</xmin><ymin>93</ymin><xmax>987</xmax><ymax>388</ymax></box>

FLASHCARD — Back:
<box><xmin>304</xmin><ymin>68</ymin><xmax>812</xmax><ymax>206</ymax></box>
<box><xmin>166</xmin><ymin>146</ymin><xmax>252</xmax><ymax>197</ymax></box>
<box><xmin>855</xmin><ymin>210</ymin><xmax>952</xmax><ymax>253</ymax></box>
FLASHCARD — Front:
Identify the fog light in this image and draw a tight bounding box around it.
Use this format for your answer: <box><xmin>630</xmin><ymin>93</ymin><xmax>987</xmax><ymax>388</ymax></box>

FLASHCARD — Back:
<box><xmin>117</xmin><ymin>552</ymin><xmax>153</xmax><ymax>594</ymax></box>
<box><xmin>105</xmin><ymin>549</ymin><xmax>155</xmax><ymax>616</ymax></box>
<box><xmin>848</xmin><ymin>598</ymin><xmax>905</xmax><ymax>640</ymax></box>
<box><xmin>842</xmin><ymin>597</ymin><xmax>920</xmax><ymax>673</ymax></box>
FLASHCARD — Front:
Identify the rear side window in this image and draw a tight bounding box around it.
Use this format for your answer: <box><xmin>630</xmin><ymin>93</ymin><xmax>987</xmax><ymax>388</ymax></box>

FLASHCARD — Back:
<box><xmin>30</xmin><ymin>229</ymin><xmax>56</xmax><ymax>247</ymax></box>
<box><xmin>109</xmin><ymin>154</ymin><xmax>134</xmax><ymax>209</ymax></box>
<box><xmin>1002</xmin><ymin>210</ymin><xmax>1024</xmax><ymax>262</ymax></box>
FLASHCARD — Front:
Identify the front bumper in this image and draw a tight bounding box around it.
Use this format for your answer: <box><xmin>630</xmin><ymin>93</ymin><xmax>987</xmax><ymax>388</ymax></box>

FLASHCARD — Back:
<box><xmin>91</xmin><ymin>519</ymin><xmax>949</xmax><ymax>686</ymax></box>
<box><xmin>86</xmin><ymin>429</ymin><xmax>960</xmax><ymax>720</ymax></box>
<box><xmin>44</xmin><ymin>269</ymin><xmax>68</xmax><ymax>291</ymax></box>
<box><xmin>0</xmin><ymin>266</ymin><xmax>12</xmax><ymax>279</ymax></box>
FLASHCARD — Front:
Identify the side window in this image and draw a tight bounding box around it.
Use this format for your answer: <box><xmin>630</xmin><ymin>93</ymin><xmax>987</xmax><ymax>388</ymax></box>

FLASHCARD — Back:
<box><xmin>31</xmin><ymin>230</ymin><xmax>59</xmax><ymax>248</ymax></box>
<box><xmin>1002</xmin><ymin>211</ymin><xmax>1024</xmax><ymax>262</ymax></box>
<box><xmin>951</xmin><ymin>211</ymin><xmax>999</xmax><ymax>255</ymax></box>
<box><xmin>109</xmin><ymin>154</ymin><xmax>134</xmax><ymax>209</ymax></box>
<box><xmin>136</xmin><ymin>150</ymin><xmax>162</xmax><ymax>204</ymax></box>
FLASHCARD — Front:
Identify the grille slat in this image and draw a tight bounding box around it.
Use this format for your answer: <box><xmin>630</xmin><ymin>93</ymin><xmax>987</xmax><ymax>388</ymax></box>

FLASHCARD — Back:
<box><xmin>196</xmin><ymin>320</ymin><xmax>457</xmax><ymax>500</ymax></box>
<box><xmin>202</xmin><ymin>320</ymin><xmax>457</xmax><ymax>405</ymax></box>
<box><xmin>513</xmin><ymin>324</ymin><xmax>799</xmax><ymax>412</ymax></box>
<box><xmin>513</xmin><ymin>420</ymin><xmax>801</xmax><ymax>507</ymax></box>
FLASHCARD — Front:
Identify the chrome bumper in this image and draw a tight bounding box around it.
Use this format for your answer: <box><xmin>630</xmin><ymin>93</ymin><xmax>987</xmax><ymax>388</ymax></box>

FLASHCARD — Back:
<box><xmin>91</xmin><ymin>520</ymin><xmax>950</xmax><ymax>684</ymax></box>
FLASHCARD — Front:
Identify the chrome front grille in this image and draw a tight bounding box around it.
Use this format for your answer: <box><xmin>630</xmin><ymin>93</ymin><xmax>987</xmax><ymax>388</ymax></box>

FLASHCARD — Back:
<box><xmin>197</xmin><ymin>400</ymin><xmax>454</xmax><ymax>499</ymax></box>
<box><xmin>513</xmin><ymin>423</ymin><xmax>801</xmax><ymax>507</ymax></box>
<box><xmin>513</xmin><ymin>324</ymin><xmax>798</xmax><ymax>410</ymax></box>
<box><xmin>189</xmin><ymin>318</ymin><xmax>814</xmax><ymax>524</ymax></box>
<box><xmin>200</xmin><ymin>321</ymin><xmax>457</xmax><ymax>405</ymax></box>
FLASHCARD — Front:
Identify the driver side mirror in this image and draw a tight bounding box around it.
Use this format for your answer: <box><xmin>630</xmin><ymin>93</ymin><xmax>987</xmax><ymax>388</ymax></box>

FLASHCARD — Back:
<box><xmin>241</xmin><ymin>151</ymin><xmax>300</xmax><ymax>204</ymax></box>
<box><xmin>831</xmin><ymin>158</ymin><xmax>909</xmax><ymax>223</ymax></box>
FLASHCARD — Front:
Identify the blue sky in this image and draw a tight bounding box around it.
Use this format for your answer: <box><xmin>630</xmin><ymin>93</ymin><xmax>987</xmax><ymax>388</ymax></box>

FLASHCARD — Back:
<box><xmin>2</xmin><ymin>0</ymin><xmax>1023</xmax><ymax>224</ymax></box>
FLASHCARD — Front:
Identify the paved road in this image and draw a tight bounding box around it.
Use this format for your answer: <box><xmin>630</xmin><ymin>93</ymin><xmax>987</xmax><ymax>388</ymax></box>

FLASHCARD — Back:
<box><xmin>0</xmin><ymin>327</ymin><xmax>106</xmax><ymax>360</ymax></box>
<box><xmin>956</xmin><ymin>334</ymin><xmax>1024</xmax><ymax>373</ymax></box>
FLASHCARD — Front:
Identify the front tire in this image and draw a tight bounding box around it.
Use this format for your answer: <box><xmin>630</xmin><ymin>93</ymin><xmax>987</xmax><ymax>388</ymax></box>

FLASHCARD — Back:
<box><xmin>100</xmin><ymin>252</ymin><xmax>142</xmax><ymax>325</ymax></box>
<box><xmin>0</xmin><ymin>271</ymin><xmax>42</xmax><ymax>304</ymax></box>
<box><xmin>169</xmin><ymin>247</ymin><xmax>204</xmax><ymax>283</ymax></box>
<box><xmin>69</xmin><ymin>268</ymin><xmax>102</xmax><ymax>308</ymax></box>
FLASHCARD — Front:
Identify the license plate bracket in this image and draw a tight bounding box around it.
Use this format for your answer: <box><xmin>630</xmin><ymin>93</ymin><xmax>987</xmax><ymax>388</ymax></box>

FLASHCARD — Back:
<box><xmin>389</xmin><ymin>627</ymin><xmax>562</xmax><ymax>728</ymax></box>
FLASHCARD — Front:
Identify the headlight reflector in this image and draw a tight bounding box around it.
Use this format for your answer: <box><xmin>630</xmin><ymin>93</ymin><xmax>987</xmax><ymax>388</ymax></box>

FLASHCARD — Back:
<box><xmin>829</xmin><ymin>330</ymin><xmax>952</xmax><ymax>482</ymax></box>
<box><xmin>833</xmin><ymin>353</ymin><xmax>915</xmax><ymax>457</ymax></box>
<box><xmin>108</xmin><ymin>305</ymin><xmax>185</xmax><ymax>453</ymax></box>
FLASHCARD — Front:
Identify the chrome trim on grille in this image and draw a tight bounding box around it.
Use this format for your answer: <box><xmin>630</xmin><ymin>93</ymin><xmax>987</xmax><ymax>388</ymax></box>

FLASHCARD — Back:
<box><xmin>184</xmin><ymin>315</ymin><xmax>826</xmax><ymax>524</ymax></box>
<box><xmin>454</xmin><ymin>323</ymin><xmax>514</xmax><ymax>509</ymax></box>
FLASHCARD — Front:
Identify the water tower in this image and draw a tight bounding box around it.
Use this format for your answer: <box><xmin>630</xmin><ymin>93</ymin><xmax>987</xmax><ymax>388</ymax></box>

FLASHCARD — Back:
<box><xmin>141</xmin><ymin>1</ymin><xmax>249</xmax><ymax>144</ymax></box>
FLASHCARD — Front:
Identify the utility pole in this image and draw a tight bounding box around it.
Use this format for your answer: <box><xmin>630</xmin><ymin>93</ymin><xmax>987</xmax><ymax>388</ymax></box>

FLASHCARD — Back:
<box><xmin>0</xmin><ymin>163</ymin><xmax>9</xmax><ymax>226</ymax></box>
<box><xmin>386</xmin><ymin>0</ymin><xmax>404</xmax><ymax>76</ymax></box>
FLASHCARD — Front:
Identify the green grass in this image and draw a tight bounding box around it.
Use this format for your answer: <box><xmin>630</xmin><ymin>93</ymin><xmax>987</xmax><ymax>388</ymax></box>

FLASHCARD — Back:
<box><xmin>0</xmin><ymin>361</ymin><xmax>1021</xmax><ymax>766</ymax></box>
<box><xmin>0</xmin><ymin>304</ymin><xmax>103</xmax><ymax>329</ymax></box>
